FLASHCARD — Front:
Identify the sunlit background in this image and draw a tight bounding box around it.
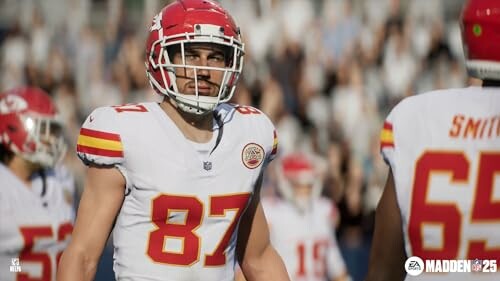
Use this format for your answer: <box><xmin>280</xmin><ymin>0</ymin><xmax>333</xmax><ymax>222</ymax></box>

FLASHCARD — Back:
<box><xmin>0</xmin><ymin>0</ymin><xmax>469</xmax><ymax>280</ymax></box>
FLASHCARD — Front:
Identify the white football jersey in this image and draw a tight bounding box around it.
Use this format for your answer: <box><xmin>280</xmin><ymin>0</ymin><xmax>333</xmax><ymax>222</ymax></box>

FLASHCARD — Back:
<box><xmin>0</xmin><ymin>164</ymin><xmax>74</xmax><ymax>281</ymax></box>
<box><xmin>262</xmin><ymin>197</ymin><xmax>346</xmax><ymax>281</ymax></box>
<box><xmin>76</xmin><ymin>102</ymin><xmax>278</xmax><ymax>281</ymax></box>
<box><xmin>381</xmin><ymin>87</ymin><xmax>500</xmax><ymax>280</ymax></box>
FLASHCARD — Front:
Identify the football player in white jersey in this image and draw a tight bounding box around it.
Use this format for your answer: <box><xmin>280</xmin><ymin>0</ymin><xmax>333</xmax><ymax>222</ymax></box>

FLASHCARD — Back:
<box><xmin>0</xmin><ymin>87</ymin><xmax>74</xmax><ymax>281</ymax></box>
<box><xmin>366</xmin><ymin>0</ymin><xmax>500</xmax><ymax>280</ymax></box>
<box><xmin>57</xmin><ymin>1</ymin><xmax>290</xmax><ymax>280</ymax></box>
<box><xmin>260</xmin><ymin>153</ymin><xmax>350</xmax><ymax>281</ymax></box>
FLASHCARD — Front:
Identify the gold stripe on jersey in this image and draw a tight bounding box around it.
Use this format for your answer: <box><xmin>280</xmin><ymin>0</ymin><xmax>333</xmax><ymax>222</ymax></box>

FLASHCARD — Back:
<box><xmin>380</xmin><ymin>121</ymin><xmax>394</xmax><ymax>148</ymax></box>
<box><xmin>380</xmin><ymin>129</ymin><xmax>394</xmax><ymax>143</ymax></box>
<box><xmin>77</xmin><ymin>135</ymin><xmax>123</xmax><ymax>152</ymax></box>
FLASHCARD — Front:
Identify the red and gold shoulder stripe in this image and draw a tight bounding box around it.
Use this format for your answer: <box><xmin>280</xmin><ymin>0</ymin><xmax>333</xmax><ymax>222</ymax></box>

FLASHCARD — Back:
<box><xmin>77</xmin><ymin>128</ymin><xmax>124</xmax><ymax>157</ymax></box>
<box><xmin>271</xmin><ymin>130</ymin><xmax>278</xmax><ymax>155</ymax></box>
<box><xmin>380</xmin><ymin>121</ymin><xmax>394</xmax><ymax>149</ymax></box>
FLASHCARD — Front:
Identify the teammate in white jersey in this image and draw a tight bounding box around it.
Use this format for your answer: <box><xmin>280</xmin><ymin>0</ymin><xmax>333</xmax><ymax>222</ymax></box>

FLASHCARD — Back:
<box><xmin>262</xmin><ymin>153</ymin><xmax>349</xmax><ymax>281</ymax></box>
<box><xmin>366</xmin><ymin>0</ymin><xmax>500</xmax><ymax>280</ymax></box>
<box><xmin>0</xmin><ymin>87</ymin><xmax>74</xmax><ymax>281</ymax></box>
<box><xmin>57</xmin><ymin>1</ymin><xmax>290</xmax><ymax>280</ymax></box>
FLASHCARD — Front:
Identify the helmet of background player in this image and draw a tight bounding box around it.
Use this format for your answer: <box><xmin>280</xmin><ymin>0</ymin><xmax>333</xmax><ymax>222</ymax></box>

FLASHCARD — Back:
<box><xmin>145</xmin><ymin>0</ymin><xmax>245</xmax><ymax>115</ymax></box>
<box><xmin>276</xmin><ymin>153</ymin><xmax>323</xmax><ymax>212</ymax></box>
<box><xmin>461</xmin><ymin>0</ymin><xmax>500</xmax><ymax>80</ymax></box>
<box><xmin>0</xmin><ymin>87</ymin><xmax>67</xmax><ymax>168</ymax></box>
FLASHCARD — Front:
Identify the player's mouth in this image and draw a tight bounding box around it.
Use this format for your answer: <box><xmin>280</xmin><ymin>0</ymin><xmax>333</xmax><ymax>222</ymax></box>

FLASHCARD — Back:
<box><xmin>187</xmin><ymin>82</ymin><xmax>218</xmax><ymax>96</ymax></box>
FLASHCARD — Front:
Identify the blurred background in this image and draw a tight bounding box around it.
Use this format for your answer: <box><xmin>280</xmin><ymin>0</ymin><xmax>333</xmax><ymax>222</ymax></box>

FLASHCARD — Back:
<box><xmin>0</xmin><ymin>0</ymin><xmax>470</xmax><ymax>280</ymax></box>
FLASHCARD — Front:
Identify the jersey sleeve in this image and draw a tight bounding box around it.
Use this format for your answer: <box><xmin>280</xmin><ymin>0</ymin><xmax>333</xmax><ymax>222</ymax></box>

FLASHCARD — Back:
<box><xmin>259</xmin><ymin>111</ymin><xmax>279</xmax><ymax>166</ymax></box>
<box><xmin>228</xmin><ymin>104</ymin><xmax>279</xmax><ymax>166</ymax></box>
<box><xmin>380</xmin><ymin>107</ymin><xmax>397</xmax><ymax>168</ymax></box>
<box><xmin>76</xmin><ymin>107</ymin><xmax>125</xmax><ymax>166</ymax></box>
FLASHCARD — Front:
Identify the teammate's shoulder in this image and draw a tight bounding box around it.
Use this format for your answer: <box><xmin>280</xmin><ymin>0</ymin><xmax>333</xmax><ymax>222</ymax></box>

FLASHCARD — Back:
<box><xmin>80</xmin><ymin>103</ymin><xmax>155</xmax><ymax>136</ymax></box>
<box><xmin>0</xmin><ymin>163</ymin><xmax>19</xmax><ymax>192</ymax></box>
<box><xmin>216</xmin><ymin>103</ymin><xmax>273</xmax><ymax>125</ymax></box>
<box><xmin>85</xmin><ymin>103</ymin><xmax>152</xmax><ymax>121</ymax></box>
<box><xmin>77</xmin><ymin>104</ymin><xmax>147</xmax><ymax>166</ymax></box>
<box><xmin>395</xmin><ymin>87</ymin><xmax>473</xmax><ymax>111</ymax></box>
<box><xmin>216</xmin><ymin>103</ymin><xmax>278</xmax><ymax>161</ymax></box>
<box><xmin>316</xmin><ymin>197</ymin><xmax>336</xmax><ymax>212</ymax></box>
<box><xmin>315</xmin><ymin>197</ymin><xmax>339</xmax><ymax>224</ymax></box>
<box><xmin>39</xmin><ymin>167</ymin><xmax>73</xmax><ymax>191</ymax></box>
<box><xmin>262</xmin><ymin>196</ymin><xmax>287</xmax><ymax>210</ymax></box>
<box><xmin>50</xmin><ymin>165</ymin><xmax>75</xmax><ymax>188</ymax></box>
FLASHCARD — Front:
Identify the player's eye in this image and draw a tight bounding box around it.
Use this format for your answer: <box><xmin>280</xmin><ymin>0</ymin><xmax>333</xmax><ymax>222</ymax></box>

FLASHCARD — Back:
<box><xmin>207</xmin><ymin>53</ymin><xmax>226</xmax><ymax>66</ymax></box>
<box><xmin>184</xmin><ymin>52</ymin><xmax>198</xmax><ymax>62</ymax></box>
<box><xmin>208</xmin><ymin>54</ymin><xmax>224</xmax><ymax>62</ymax></box>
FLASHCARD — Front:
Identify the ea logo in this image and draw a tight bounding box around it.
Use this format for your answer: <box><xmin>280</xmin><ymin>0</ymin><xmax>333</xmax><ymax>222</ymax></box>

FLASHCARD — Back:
<box><xmin>405</xmin><ymin>256</ymin><xmax>424</xmax><ymax>276</ymax></box>
<box><xmin>241</xmin><ymin>143</ymin><xmax>264</xmax><ymax>169</ymax></box>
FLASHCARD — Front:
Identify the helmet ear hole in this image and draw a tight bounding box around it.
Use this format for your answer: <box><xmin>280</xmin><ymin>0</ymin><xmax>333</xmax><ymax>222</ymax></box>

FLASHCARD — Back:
<box><xmin>7</xmin><ymin>125</ymin><xmax>17</xmax><ymax>132</ymax></box>
<box><xmin>166</xmin><ymin>45</ymin><xmax>180</xmax><ymax>62</ymax></box>
<box><xmin>223</xmin><ymin>47</ymin><xmax>234</xmax><ymax>67</ymax></box>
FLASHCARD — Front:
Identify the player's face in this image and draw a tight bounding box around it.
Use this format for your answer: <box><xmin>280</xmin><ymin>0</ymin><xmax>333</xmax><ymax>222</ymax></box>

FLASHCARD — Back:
<box><xmin>172</xmin><ymin>43</ymin><xmax>227</xmax><ymax>97</ymax></box>
<box><xmin>24</xmin><ymin>116</ymin><xmax>66</xmax><ymax>168</ymax></box>
<box><xmin>289</xmin><ymin>179</ymin><xmax>314</xmax><ymax>211</ymax></box>
<box><xmin>291</xmin><ymin>180</ymin><xmax>313</xmax><ymax>199</ymax></box>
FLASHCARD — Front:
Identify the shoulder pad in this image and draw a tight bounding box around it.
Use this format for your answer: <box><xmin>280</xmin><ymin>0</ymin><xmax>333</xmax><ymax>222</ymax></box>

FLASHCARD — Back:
<box><xmin>76</xmin><ymin>107</ymin><xmax>125</xmax><ymax>166</ymax></box>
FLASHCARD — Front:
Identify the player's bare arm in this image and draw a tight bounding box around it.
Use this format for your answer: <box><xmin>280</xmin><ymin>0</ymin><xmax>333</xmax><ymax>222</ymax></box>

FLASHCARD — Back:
<box><xmin>332</xmin><ymin>275</ymin><xmax>350</xmax><ymax>281</ymax></box>
<box><xmin>365</xmin><ymin>169</ymin><xmax>406</xmax><ymax>281</ymax></box>
<box><xmin>236</xmin><ymin>175</ymin><xmax>290</xmax><ymax>281</ymax></box>
<box><xmin>57</xmin><ymin>166</ymin><xmax>125</xmax><ymax>281</ymax></box>
<box><xmin>331</xmin><ymin>263</ymin><xmax>350</xmax><ymax>281</ymax></box>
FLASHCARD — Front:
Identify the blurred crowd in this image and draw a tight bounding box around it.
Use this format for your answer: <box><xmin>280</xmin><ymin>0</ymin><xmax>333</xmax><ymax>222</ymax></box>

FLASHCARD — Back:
<box><xmin>0</xmin><ymin>0</ymin><xmax>469</xmax><ymax>280</ymax></box>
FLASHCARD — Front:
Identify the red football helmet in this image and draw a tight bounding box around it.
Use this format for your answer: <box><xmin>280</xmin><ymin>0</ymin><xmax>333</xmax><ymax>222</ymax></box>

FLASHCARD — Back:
<box><xmin>0</xmin><ymin>87</ymin><xmax>66</xmax><ymax>167</ymax></box>
<box><xmin>461</xmin><ymin>0</ymin><xmax>500</xmax><ymax>80</ymax></box>
<box><xmin>145</xmin><ymin>0</ymin><xmax>244</xmax><ymax>115</ymax></box>
<box><xmin>276</xmin><ymin>153</ymin><xmax>323</xmax><ymax>212</ymax></box>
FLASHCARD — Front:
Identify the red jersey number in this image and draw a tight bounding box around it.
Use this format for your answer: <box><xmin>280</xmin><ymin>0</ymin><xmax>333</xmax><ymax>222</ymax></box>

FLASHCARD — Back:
<box><xmin>18</xmin><ymin>222</ymin><xmax>73</xmax><ymax>281</ymax></box>
<box><xmin>146</xmin><ymin>193</ymin><xmax>250</xmax><ymax>267</ymax></box>
<box><xmin>409</xmin><ymin>151</ymin><xmax>500</xmax><ymax>261</ymax></box>
<box><xmin>296</xmin><ymin>240</ymin><xmax>329</xmax><ymax>278</ymax></box>
<box><xmin>234</xmin><ymin>105</ymin><xmax>261</xmax><ymax>115</ymax></box>
<box><xmin>112</xmin><ymin>104</ymin><xmax>148</xmax><ymax>113</ymax></box>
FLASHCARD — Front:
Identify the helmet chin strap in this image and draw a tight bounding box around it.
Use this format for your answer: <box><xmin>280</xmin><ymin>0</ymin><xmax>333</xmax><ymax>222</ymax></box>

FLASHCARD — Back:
<box><xmin>171</xmin><ymin>94</ymin><xmax>218</xmax><ymax>115</ymax></box>
<box><xmin>177</xmin><ymin>100</ymin><xmax>213</xmax><ymax>115</ymax></box>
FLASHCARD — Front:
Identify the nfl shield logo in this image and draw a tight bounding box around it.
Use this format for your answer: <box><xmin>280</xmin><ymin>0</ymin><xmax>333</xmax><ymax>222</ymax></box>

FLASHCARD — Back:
<box><xmin>203</xmin><ymin>161</ymin><xmax>212</xmax><ymax>171</ymax></box>
<box><xmin>472</xmin><ymin>259</ymin><xmax>482</xmax><ymax>272</ymax></box>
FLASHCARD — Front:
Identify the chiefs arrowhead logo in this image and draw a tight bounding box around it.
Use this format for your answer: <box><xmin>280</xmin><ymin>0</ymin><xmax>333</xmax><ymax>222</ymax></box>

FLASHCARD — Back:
<box><xmin>0</xmin><ymin>95</ymin><xmax>28</xmax><ymax>114</ymax></box>
<box><xmin>150</xmin><ymin>12</ymin><xmax>162</xmax><ymax>32</ymax></box>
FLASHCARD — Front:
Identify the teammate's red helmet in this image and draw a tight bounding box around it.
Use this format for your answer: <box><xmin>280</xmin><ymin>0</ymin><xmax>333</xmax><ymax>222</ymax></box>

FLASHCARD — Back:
<box><xmin>461</xmin><ymin>0</ymin><xmax>500</xmax><ymax>80</ymax></box>
<box><xmin>281</xmin><ymin>154</ymin><xmax>316</xmax><ymax>184</ymax></box>
<box><xmin>145</xmin><ymin>0</ymin><xmax>244</xmax><ymax>115</ymax></box>
<box><xmin>276</xmin><ymin>153</ymin><xmax>323</xmax><ymax>211</ymax></box>
<box><xmin>0</xmin><ymin>87</ymin><xmax>66</xmax><ymax>167</ymax></box>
